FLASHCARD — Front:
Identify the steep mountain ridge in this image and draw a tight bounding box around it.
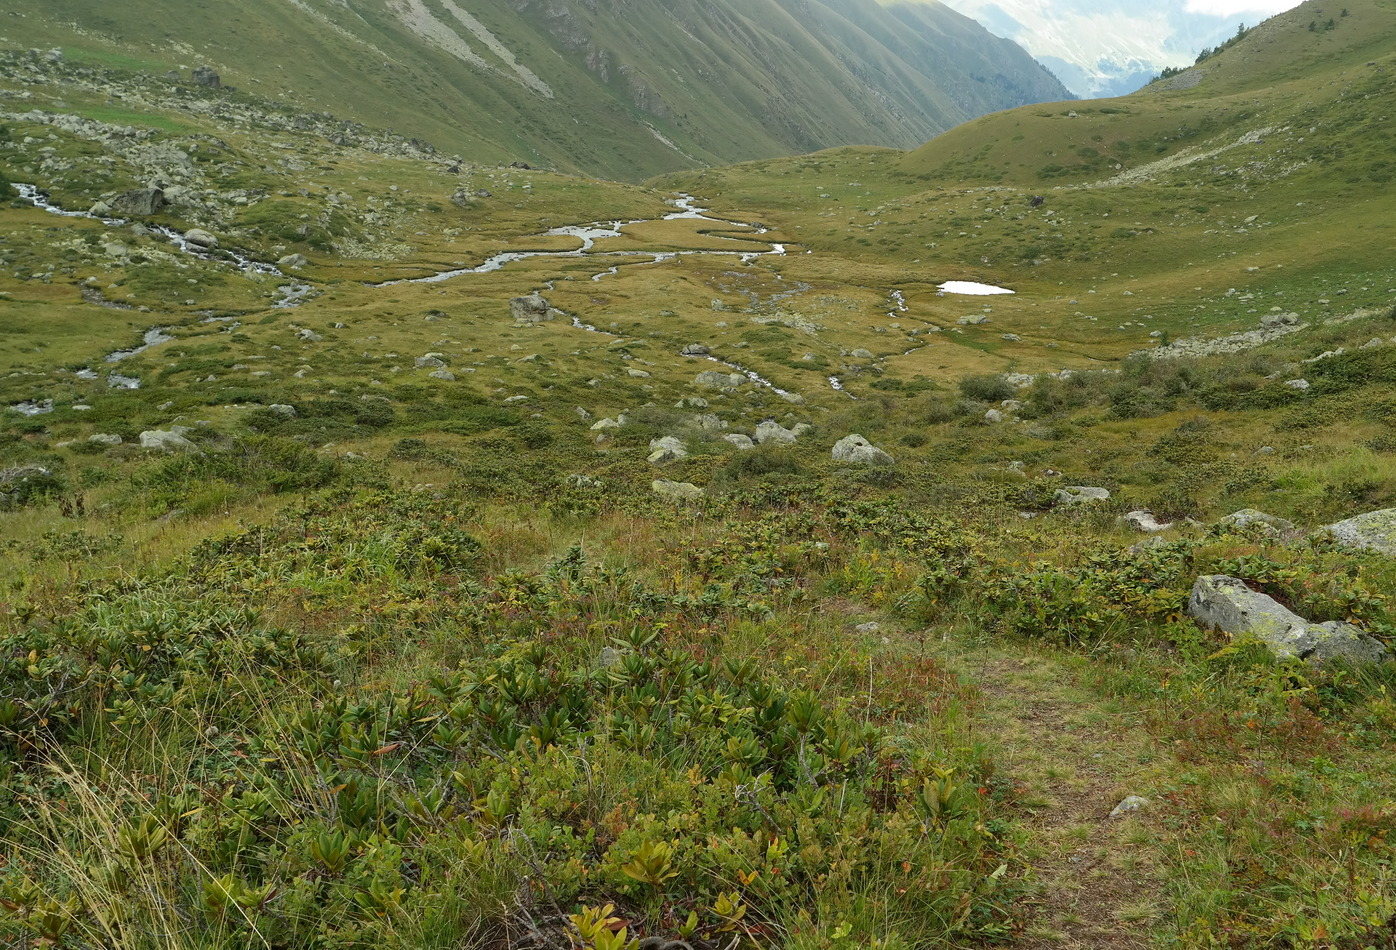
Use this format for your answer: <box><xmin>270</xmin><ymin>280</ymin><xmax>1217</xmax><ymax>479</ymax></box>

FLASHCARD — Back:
<box><xmin>0</xmin><ymin>0</ymin><xmax>1070</xmax><ymax>180</ymax></box>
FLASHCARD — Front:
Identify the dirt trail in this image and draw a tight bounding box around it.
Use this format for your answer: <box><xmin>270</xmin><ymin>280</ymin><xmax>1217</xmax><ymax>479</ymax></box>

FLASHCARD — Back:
<box><xmin>959</xmin><ymin>651</ymin><xmax>1165</xmax><ymax>948</ymax></box>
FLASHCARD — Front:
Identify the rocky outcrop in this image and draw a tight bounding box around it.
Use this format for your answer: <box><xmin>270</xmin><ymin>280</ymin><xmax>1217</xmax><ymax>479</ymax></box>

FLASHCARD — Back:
<box><xmin>1187</xmin><ymin>575</ymin><xmax>1388</xmax><ymax>665</ymax></box>
<box><xmin>832</xmin><ymin>434</ymin><xmax>893</xmax><ymax>466</ymax></box>
<box><xmin>1323</xmin><ymin>509</ymin><xmax>1396</xmax><ymax>556</ymax></box>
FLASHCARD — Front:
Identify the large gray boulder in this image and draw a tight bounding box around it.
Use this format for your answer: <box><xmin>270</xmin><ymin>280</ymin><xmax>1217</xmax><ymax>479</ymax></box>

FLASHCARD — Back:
<box><xmin>754</xmin><ymin>421</ymin><xmax>798</xmax><ymax>445</ymax></box>
<box><xmin>109</xmin><ymin>187</ymin><xmax>166</xmax><ymax>216</ymax></box>
<box><xmin>694</xmin><ymin>370</ymin><xmax>746</xmax><ymax>390</ymax></box>
<box><xmin>652</xmin><ymin>479</ymin><xmax>704</xmax><ymax>502</ymax></box>
<box><xmin>510</xmin><ymin>293</ymin><xmax>555</xmax><ymax>323</ymax></box>
<box><xmin>723</xmin><ymin>433</ymin><xmax>755</xmax><ymax>450</ymax></box>
<box><xmin>139</xmin><ymin>429</ymin><xmax>199</xmax><ymax>452</ymax></box>
<box><xmin>1218</xmin><ymin>509</ymin><xmax>1296</xmax><ymax>535</ymax></box>
<box><xmin>832</xmin><ymin>434</ymin><xmax>893</xmax><ymax>466</ymax></box>
<box><xmin>184</xmin><ymin>229</ymin><xmax>218</xmax><ymax>249</ymax></box>
<box><xmin>191</xmin><ymin>65</ymin><xmax>222</xmax><ymax>88</ymax></box>
<box><xmin>1188</xmin><ymin>575</ymin><xmax>1388</xmax><ymax>665</ymax></box>
<box><xmin>647</xmin><ymin>436</ymin><xmax>688</xmax><ymax>464</ymax></box>
<box><xmin>1122</xmin><ymin>510</ymin><xmax>1171</xmax><ymax>533</ymax></box>
<box><xmin>1323</xmin><ymin>509</ymin><xmax>1396</xmax><ymax>556</ymax></box>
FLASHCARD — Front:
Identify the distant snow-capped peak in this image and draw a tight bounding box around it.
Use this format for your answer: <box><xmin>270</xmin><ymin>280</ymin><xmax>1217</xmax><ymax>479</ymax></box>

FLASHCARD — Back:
<box><xmin>932</xmin><ymin>0</ymin><xmax>1301</xmax><ymax>97</ymax></box>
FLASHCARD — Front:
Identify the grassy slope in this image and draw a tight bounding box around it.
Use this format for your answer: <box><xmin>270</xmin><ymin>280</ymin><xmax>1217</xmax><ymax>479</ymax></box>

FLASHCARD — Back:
<box><xmin>2</xmin><ymin>2</ymin><xmax>1396</xmax><ymax>947</ymax></box>
<box><xmin>0</xmin><ymin>0</ymin><xmax>1069</xmax><ymax>181</ymax></box>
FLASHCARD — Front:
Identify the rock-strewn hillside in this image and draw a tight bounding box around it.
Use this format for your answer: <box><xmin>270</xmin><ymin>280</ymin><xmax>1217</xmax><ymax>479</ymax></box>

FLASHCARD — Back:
<box><xmin>0</xmin><ymin>0</ymin><xmax>1070</xmax><ymax>179</ymax></box>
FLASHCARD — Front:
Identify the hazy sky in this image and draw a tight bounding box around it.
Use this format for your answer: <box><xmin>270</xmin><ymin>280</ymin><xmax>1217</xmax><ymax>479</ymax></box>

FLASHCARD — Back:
<box><xmin>1183</xmin><ymin>0</ymin><xmax>1303</xmax><ymax>14</ymax></box>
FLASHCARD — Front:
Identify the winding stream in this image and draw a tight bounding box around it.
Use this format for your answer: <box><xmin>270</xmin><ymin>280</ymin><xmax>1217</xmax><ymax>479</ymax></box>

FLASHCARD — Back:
<box><xmin>375</xmin><ymin>195</ymin><xmax>786</xmax><ymax>288</ymax></box>
<box><xmin>13</xmin><ymin>184</ymin><xmax>311</xmax><ymax>309</ymax></box>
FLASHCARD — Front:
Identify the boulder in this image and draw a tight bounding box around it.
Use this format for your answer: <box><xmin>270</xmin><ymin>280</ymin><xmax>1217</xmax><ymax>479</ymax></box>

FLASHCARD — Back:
<box><xmin>681</xmin><ymin>343</ymin><xmax>710</xmax><ymax>356</ymax></box>
<box><xmin>1323</xmin><ymin>509</ymin><xmax>1396</xmax><ymax>556</ymax></box>
<box><xmin>694</xmin><ymin>370</ymin><xmax>746</xmax><ymax>390</ymax></box>
<box><xmin>266</xmin><ymin>404</ymin><xmax>297</xmax><ymax>419</ymax></box>
<box><xmin>647</xmin><ymin>436</ymin><xmax>688</xmax><ymax>464</ymax></box>
<box><xmin>754</xmin><ymin>421</ymin><xmax>798</xmax><ymax>445</ymax></box>
<box><xmin>88</xmin><ymin>433</ymin><xmax>123</xmax><ymax>445</ymax></box>
<box><xmin>1122</xmin><ymin>510</ymin><xmax>1172</xmax><ymax>533</ymax></box>
<box><xmin>723</xmin><ymin>433</ymin><xmax>755</xmax><ymax>450</ymax></box>
<box><xmin>1187</xmin><ymin>575</ymin><xmax>1388</xmax><ymax>665</ymax></box>
<box><xmin>1109</xmin><ymin>796</ymin><xmax>1148</xmax><ymax>819</ymax></box>
<box><xmin>278</xmin><ymin>253</ymin><xmax>309</xmax><ymax>269</ymax></box>
<box><xmin>590</xmin><ymin>417</ymin><xmax>623</xmax><ymax>431</ymax></box>
<box><xmin>652</xmin><ymin>479</ymin><xmax>704</xmax><ymax>502</ymax></box>
<box><xmin>109</xmin><ymin>187</ymin><xmax>166</xmax><ymax>216</ymax></box>
<box><xmin>510</xmin><ymin>293</ymin><xmax>554</xmax><ymax>323</ymax></box>
<box><xmin>139</xmin><ymin>429</ymin><xmax>199</xmax><ymax>452</ymax></box>
<box><xmin>1284</xmin><ymin>378</ymin><xmax>1311</xmax><ymax>391</ymax></box>
<box><xmin>832</xmin><ymin>434</ymin><xmax>893</xmax><ymax>466</ymax></box>
<box><xmin>184</xmin><ymin>229</ymin><xmax>218</xmax><ymax>249</ymax></box>
<box><xmin>414</xmin><ymin>353</ymin><xmax>448</xmax><ymax>368</ymax></box>
<box><xmin>1054</xmin><ymin>486</ymin><xmax>1111</xmax><ymax>507</ymax></box>
<box><xmin>1218</xmin><ymin>509</ymin><xmax>1296</xmax><ymax>536</ymax></box>
<box><xmin>191</xmin><ymin>65</ymin><xmax>221</xmax><ymax>88</ymax></box>
<box><xmin>429</xmin><ymin>369</ymin><xmax>456</xmax><ymax>381</ymax></box>
<box><xmin>984</xmin><ymin>409</ymin><xmax>1005</xmax><ymax>424</ymax></box>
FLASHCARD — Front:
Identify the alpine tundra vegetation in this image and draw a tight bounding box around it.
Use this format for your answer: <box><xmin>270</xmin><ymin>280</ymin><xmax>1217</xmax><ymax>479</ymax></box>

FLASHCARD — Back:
<box><xmin>1</xmin><ymin>0</ymin><xmax>1396</xmax><ymax>948</ymax></box>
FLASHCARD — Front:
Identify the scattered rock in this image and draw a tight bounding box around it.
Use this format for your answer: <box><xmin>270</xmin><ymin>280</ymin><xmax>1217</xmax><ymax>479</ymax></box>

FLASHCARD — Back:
<box><xmin>590</xmin><ymin>417</ymin><xmax>623</xmax><ymax>431</ymax></box>
<box><xmin>267</xmin><ymin>404</ymin><xmax>297</xmax><ymax>419</ymax></box>
<box><xmin>415</xmin><ymin>353</ymin><xmax>448</xmax><ymax>368</ymax></box>
<box><xmin>278</xmin><ymin>253</ymin><xmax>308</xmax><ymax>269</ymax></box>
<box><xmin>1188</xmin><ymin>575</ymin><xmax>1388</xmax><ymax>665</ymax></box>
<box><xmin>984</xmin><ymin>409</ymin><xmax>1005</xmax><ymax>424</ymax></box>
<box><xmin>681</xmin><ymin>343</ymin><xmax>710</xmax><ymax>356</ymax></box>
<box><xmin>88</xmin><ymin>433</ymin><xmax>123</xmax><ymax>445</ymax></box>
<box><xmin>1283</xmin><ymin>378</ymin><xmax>1311</xmax><ymax>391</ymax></box>
<box><xmin>429</xmin><ymin>369</ymin><xmax>456</xmax><ymax>381</ymax></box>
<box><xmin>832</xmin><ymin>434</ymin><xmax>893</xmax><ymax>466</ymax></box>
<box><xmin>184</xmin><ymin>229</ymin><xmax>218</xmax><ymax>249</ymax></box>
<box><xmin>723</xmin><ymin>433</ymin><xmax>755</xmax><ymax>450</ymax></box>
<box><xmin>854</xmin><ymin>621</ymin><xmax>881</xmax><ymax>634</ymax></box>
<box><xmin>1323</xmin><ymin>509</ymin><xmax>1396</xmax><ymax>556</ymax></box>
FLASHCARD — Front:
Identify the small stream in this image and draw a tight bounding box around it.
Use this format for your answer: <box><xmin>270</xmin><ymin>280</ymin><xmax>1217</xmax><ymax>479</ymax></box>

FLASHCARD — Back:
<box><xmin>14</xmin><ymin>184</ymin><xmax>311</xmax><ymax>308</ymax></box>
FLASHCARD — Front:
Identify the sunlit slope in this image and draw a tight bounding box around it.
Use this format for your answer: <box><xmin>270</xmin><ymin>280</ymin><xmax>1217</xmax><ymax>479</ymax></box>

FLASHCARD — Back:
<box><xmin>900</xmin><ymin>0</ymin><xmax>1396</xmax><ymax>186</ymax></box>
